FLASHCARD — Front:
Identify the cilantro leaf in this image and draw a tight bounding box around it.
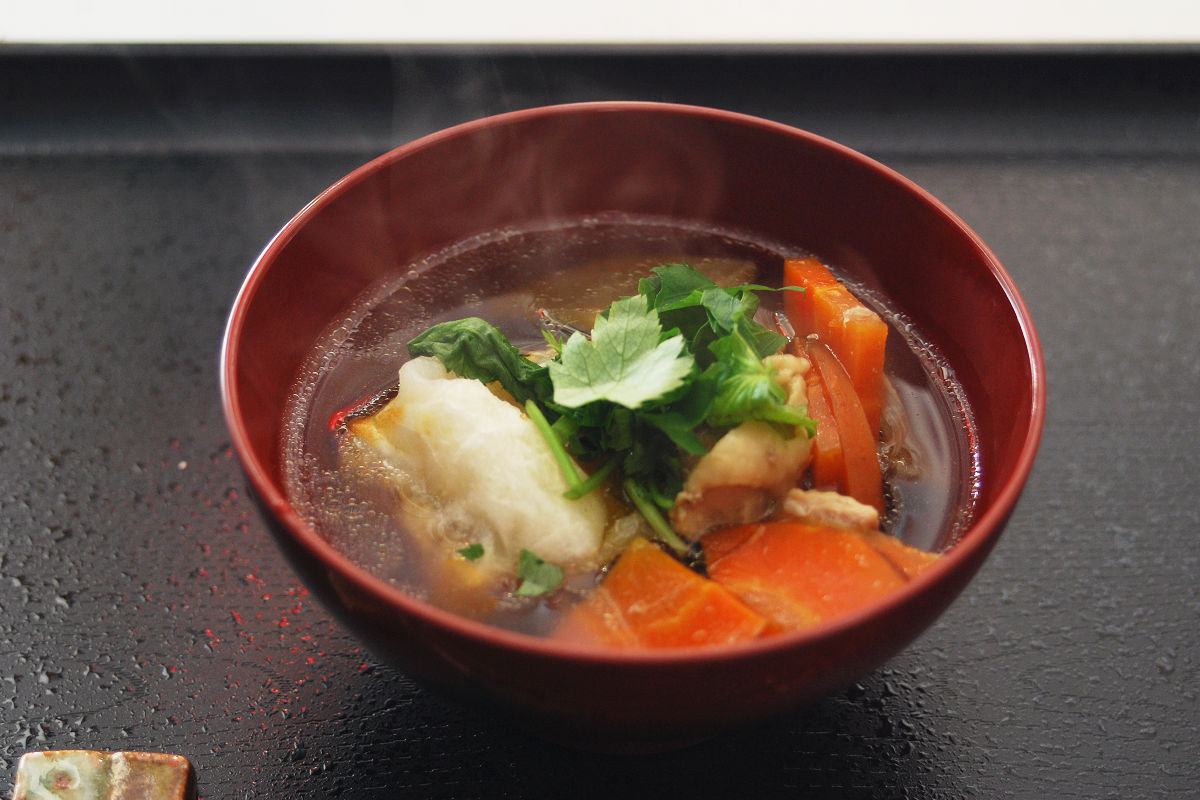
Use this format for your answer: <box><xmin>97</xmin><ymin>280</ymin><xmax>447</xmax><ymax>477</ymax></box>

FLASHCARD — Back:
<box><xmin>513</xmin><ymin>549</ymin><xmax>564</xmax><ymax>596</ymax></box>
<box><xmin>549</xmin><ymin>295</ymin><xmax>694</xmax><ymax>410</ymax></box>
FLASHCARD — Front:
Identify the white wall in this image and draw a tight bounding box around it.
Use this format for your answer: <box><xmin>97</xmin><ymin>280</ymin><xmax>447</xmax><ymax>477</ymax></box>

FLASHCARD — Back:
<box><xmin>2</xmin><ymin>0</ymin><xmax>1195</xmax><ymax>45</ymax></box>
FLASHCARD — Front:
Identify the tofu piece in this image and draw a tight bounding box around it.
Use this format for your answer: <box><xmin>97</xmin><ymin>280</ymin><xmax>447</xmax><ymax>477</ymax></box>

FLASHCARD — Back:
<box><xmin>347</xmin><ymin>356</ymin><xmax>607</xmax><ymax>573</ymax></box>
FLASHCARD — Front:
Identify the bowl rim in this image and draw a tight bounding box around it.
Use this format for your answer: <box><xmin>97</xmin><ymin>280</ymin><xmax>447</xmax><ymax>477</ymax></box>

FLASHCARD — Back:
<box><xmin>219</xmin><ymin>100</ymin><xmax>1046</xmax><ymax>666</ymax></box>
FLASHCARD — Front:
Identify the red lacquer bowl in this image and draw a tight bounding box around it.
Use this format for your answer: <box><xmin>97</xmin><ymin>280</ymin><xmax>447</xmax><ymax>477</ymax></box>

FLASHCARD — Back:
<box><xmin>220</xmin><ymin>102</ymin><xmax>1044</xmax><ymax>751</ymax></box>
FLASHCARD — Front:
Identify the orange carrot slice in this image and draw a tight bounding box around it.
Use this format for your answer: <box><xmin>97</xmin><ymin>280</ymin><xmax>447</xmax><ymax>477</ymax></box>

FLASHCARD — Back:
<box><xmin>805</xmin><ymin>341</ymin><xmax>885</xmax><ymax>514</ymax></box>
<box><xmin>553</xmin><ymin>538</ymin><xmax>768</xmax><ymax>649</ymax></box>
<box><xmin>694</xmin><ymin>522</ymin><xmax>757</xmax><ymax>565</ymax></box>
<box><xmin>783</xmin><ymin>257</ymin><xmax>888</xmax><ymax>433</ymax></box>
<box><xmin>804</xmin><ymin>365</ymin><xmax>842</xmax><ymax>491</ymax></box>
<box><xmin>703</xmin><ymin>522</ymin><xmax>907</xmax><ymax>632</ymax></box>
<box><xmin>861</xmin><ymin>531</ymin><xmax>941</xmax><ymax>579</ymax></box>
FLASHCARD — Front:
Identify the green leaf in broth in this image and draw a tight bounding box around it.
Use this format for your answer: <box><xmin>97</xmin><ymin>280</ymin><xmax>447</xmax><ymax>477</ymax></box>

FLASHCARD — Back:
<box><xmin>513</xmin><ymin>549</ymin><xmax>564</xmax><ymax>597</ymax></box>
<box><xmin>457</xmin><ymin>543</ymin><xmax>485</xmax><ymax>561</ymax></box>
<box><xmin>407</xmin><ymin>317</ymin><xmax>551</xmax><ymax>406</ymax></box>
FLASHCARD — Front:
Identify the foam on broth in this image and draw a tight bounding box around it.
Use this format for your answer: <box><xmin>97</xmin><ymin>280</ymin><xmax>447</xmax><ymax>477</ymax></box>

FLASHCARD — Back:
<box><xmin>281</xmin><ymin>214</ymin><xmax>980</xmax><ymax>635</ymax></box>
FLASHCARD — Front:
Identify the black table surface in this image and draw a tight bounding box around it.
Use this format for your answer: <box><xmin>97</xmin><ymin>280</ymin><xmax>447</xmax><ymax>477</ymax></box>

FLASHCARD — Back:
<box><xmin>1</xmin><ymin>47</ymin><xmax>1197</xmax><ymax>799</ymax></box>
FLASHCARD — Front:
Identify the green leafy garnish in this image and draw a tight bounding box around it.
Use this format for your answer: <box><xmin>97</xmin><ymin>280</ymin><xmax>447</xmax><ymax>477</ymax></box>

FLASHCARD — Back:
<box><xmin>638</xmin><ymin>263</ymin><xmax>792</xmax><ymax>366</ymax></box>
<box><xmin>704</xmin><ymin>329</ymin><xmax>813</xmax><ymax>430</ymax></box>
<box><xmin>549</xmin><ymin>294</ymin><xmax>694</xmax><ymax>410</ymax></box>
<box><xmin>406</xmin><ymin>262</ymin><xmax>814</xmax><ymax>552</ymax></box>
<box><xmin>523</xmin><ymin>399</ymin><xmax>587</xmax><ymax>490</ymax></box>
<box><xmin>408</xmin><ymin>317</ymin><xmax>551</xmax><ymax>406</ymax></box>
<box><xmin>513</xmin><ymin>549</ymin><xmax>564</xmax><ymax>596</ymax></box>
<box><xmin>541</xmin><ymin>329</ymin><xmax>566</xmax><ymax>355</ymax></box>
<box><xmin>623</xmin><ymin>478</ymin><xmax>689</xmax><ymax>556</ymax></box>
<box><xmin>457</xmin><ymin>542</ymin><xmax>485</xmax><ymax>561</ymax></box>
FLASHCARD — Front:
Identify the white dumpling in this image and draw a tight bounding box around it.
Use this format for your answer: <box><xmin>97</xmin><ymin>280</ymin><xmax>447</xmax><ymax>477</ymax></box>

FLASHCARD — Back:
<box><xmin>346</xmin><ymin>356</ymin><xmax>607</xmax><ymax>573</ymax></box>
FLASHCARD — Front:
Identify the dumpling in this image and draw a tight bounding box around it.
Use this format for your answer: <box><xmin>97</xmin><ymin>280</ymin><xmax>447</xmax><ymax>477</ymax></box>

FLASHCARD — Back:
<box><xmin>346</xmin><ymin>356</ymin><xmax>608</xmax><ymax>575</ymax></box>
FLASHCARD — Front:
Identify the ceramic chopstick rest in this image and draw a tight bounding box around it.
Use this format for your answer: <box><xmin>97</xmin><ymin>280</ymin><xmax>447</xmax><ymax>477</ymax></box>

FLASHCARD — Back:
<box><xmin>12</xmin><ymin>750</ymin><xmax>192</xmax><ymax>800</ymax></box>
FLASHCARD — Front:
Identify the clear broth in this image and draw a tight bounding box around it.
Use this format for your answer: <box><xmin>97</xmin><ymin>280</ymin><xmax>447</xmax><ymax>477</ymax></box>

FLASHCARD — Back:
<box><xmin>281</xmin><ymin>214</ymin><xmax>980</xmax><ymax>635</ymax></box>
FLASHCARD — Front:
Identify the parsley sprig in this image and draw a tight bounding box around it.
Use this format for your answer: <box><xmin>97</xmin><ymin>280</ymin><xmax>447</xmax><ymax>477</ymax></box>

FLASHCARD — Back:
<box><xmin>407</xmin><ymin>263</ymin><xmax>812</xmax><ymax>556</ymax></box>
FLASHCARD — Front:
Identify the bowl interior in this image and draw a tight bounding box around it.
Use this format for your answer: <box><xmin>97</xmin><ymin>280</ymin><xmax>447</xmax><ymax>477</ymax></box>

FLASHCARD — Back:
<box><xmin>228</xmin><ymin>103</ymin><xmax>1038</xmax><ymax>533</ymax></box>
<box><xmin>221</xmin><ymin>102</ymin><xmax>1044</xmax><ymax>742</ymax></box>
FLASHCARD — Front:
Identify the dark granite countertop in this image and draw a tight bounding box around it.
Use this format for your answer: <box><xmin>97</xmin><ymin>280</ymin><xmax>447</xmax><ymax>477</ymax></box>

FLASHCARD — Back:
<box><xmin>1</xmin><ymin>47</ymin><xmax>1197</xmax><ymax>798</ymax></box>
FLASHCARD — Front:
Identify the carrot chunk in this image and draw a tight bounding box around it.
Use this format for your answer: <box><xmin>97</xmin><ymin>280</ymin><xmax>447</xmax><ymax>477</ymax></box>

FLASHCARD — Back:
<box><xmin>783</xmin><ymin>257</ymin><xmax>888</xmax><ymax>433</ymax></box>
<box><xmin>553</xmin><ymin>538</ymin><xmax>768</xmax><ymax>649</ymax></box>
<box><xmin>861</xmin><ymin>530</ymin><xmax>941</xmax><ymax>579</ymax></box>
<box><xmin>703</xmin><ymin>522</ymin><xmax>908</xmax><ymax>632</ymax></box>
<box><xmin>805</xmin><ymin>341</ymin><xmax>885</xmax><ymax>514</ymax></box>
<box><xmin>804</xmin><ymin>365</ymin><xmax>843</xmax><ymax>491</ymax></box>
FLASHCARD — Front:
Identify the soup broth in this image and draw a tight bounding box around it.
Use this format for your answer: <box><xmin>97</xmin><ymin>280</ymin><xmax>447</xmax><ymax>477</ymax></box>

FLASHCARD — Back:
<box><xmin>281</xmin><ymin>215</ymin><xmax>979</xmax><ymax>638</ymax></box>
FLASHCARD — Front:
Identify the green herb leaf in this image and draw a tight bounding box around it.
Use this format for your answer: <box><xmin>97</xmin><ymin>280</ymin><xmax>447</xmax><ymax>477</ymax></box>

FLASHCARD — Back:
<box><xmin>549</xmin><ymin>294</ymin><xmax>694</xmax><ymax>410</ymax></box>
<box><xmin>637</xmin><ymin>372</ymin><xmax>718</xmax><ymax>455</ymax></box>
<box><xmin>408</xmin><ymin>317</ymin><xmax>551</xmax><ymax>406</ymax></box>
<box><xmin>643</xmin><ymin>262</ymin><xmax>719</xmax><ymax>309</ymax></box>
<box><xmin>645</xmin><ymin>264</ymin><xmax>788</xmax><ymax>363</ymax></box>
<box><xmin>457</xmin><ymin>543</ymin><xmax>485</xmax><ymax>561</ymax></box>
<box><xmin>740</xmin><ymin>320</ymin><xmax>789</xmax><ymax>360</ymax></box>
<box><xmin>640</xmin><ymin>410</ymin><xmax>709</xmax><ymax>455</ymax></box>
<box><xmin>513</xmin><ymin>549</ymin><xmax>564</xmax><ymax>596</ymax></box>
<box><xmin>541</xmin><ymin>329</ymin><xmax>566</xmax><ymax>355</ymax></box>
<box><xmin>695</xmin><ymin>286</ymin><xmax>746</xmax><ymax>331</ymax></box>
<box><xmin>705</xmin><ymin>330</ymin><xmax>809</xmax><ymax>428</ymax></box>
<box><xmin>621</xmin><ymin>424</ymin><xmax>686</xmax><ymax>506</ymax></box>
